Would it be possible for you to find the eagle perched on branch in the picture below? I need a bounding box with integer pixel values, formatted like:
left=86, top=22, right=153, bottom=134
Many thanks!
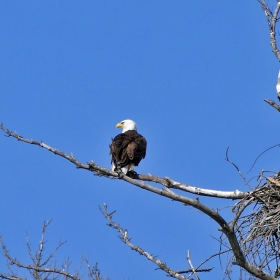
left=109, top=119, right=147, bottom=175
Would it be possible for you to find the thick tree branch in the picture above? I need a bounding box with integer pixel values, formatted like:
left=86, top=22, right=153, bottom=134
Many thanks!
left=164, top=177, right=247, bottom=199
left=134, top=174, right=248, bottom=199
left=0, top=125, right=245, bottom=224
left=0, top=124, right=248, bottom=199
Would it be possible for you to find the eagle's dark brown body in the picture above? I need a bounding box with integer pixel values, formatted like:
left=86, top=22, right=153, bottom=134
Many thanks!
left=109, top=130, right=147, bottom=172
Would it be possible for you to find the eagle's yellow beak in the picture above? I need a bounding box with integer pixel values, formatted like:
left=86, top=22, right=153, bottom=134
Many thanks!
left=116, top=122, right=123, bottom=128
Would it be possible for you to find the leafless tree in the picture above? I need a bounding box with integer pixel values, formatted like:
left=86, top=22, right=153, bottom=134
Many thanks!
left=0, top=221, right=109, bottom=280
left=259, top=0, right=280, bottom=111
left=0, top=123, right=280, bottom=280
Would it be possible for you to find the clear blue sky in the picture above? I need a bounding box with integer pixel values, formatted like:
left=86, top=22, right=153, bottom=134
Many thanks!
left=0, top=1, right=279, bottom=279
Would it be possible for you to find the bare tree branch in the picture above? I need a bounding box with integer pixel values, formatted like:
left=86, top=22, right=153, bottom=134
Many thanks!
left=0, top=222, right=108, bottom=280
left=0, top=275, right=26, bottom=280
left=188, top=249, right=230, bottom=277
left=259, top=0, right=280, bottom=113
left=0, top=123, right=248, bottom=200
left=1, top=249, right=79, bottom=280
left=164, top=177, right=247, bottom=199
left=248, top=144, right=280, bottom=173
left=175, top=268, right=213, bottom=275
left=264, top=99, right=280, bottom=112
left=84, top=260, right=110, bottom=280
left=186, top=251, right=199, bottom=280
left=225, top=147, right=252, bottom=190
left=0, top=234, right=80, bottom=280
left=100, top=204, right=190, bottom=280
left=259, top=0, right=280, bottom=60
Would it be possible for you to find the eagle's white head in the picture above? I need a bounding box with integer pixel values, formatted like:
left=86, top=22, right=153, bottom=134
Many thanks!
left=116, top=119, right=137, bottom=133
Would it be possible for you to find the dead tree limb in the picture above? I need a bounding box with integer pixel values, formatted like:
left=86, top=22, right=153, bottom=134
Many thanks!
left=264, top=99, right=280, bottom=112
left=0, top=222, right=80, bottom=280
left=186, top=251, right=199, bottom=280
left=0, top=123, right=247, bottom=199
left=0, top=222, right=108, bottom=280
left=259, top=0, right=280, bottom=60
left=100, top=204, right=204, bottom=280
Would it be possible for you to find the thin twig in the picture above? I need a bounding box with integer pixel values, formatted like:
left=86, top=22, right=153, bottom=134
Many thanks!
left=264, top=99, right=280, bottom=112
left=192, top=249, right=231, bottom=275
left=186, top=250, right=199, bottom=280
left=225, top=147, right=252, bottom=190
left=248, top=144, right=280, bottom=173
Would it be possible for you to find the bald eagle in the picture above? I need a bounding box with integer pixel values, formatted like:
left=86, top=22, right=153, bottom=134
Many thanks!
left=109, top=119, right=147, bottom=174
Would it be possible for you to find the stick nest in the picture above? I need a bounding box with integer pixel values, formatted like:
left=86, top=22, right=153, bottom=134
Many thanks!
left=233, top=172, right=280, bottom=277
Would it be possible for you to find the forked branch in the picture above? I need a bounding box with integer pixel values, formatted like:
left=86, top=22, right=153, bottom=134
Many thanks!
left=259, top=0, right=280, bottom=60
left=0, top=222, right=79, bottom=280
left=0, top=222, right=108, bottom=280
left=100, top=204, right=214, bottom=280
